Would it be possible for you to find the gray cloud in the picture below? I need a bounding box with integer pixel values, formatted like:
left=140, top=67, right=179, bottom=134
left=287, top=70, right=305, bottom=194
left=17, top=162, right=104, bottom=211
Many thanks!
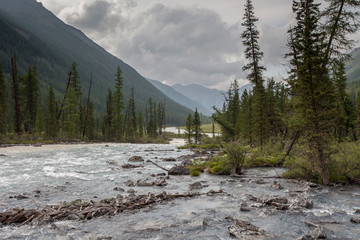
left=41, top=0, right=299, bottom=90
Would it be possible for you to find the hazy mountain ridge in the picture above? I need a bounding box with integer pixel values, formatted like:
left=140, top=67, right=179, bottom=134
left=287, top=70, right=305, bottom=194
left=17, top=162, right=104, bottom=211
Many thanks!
left=346, top=47, right=360, bottom=83
left=0, top=0, right=193, bottom=125
left=147, top=79, right=212, bottom=116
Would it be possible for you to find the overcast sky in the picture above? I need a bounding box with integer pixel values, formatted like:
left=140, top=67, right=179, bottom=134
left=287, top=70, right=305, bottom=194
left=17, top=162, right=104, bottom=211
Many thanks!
left=37, top=0, right=359, bottom=90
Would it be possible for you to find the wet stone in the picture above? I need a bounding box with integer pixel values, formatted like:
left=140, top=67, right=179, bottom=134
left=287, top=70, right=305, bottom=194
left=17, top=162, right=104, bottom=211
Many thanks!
left=189, top=182, right=208, bottom=191
left=124, top=180, right=135, bottom=187
left=351, top=216, right=360, bottom=224
left=228, top=219, right=265, bottom=238
left=113, top=187, right=124, bottom=192
left=168, top=166, right=190, bottom=175
left=162, top=157, right=176, bottom=162
left=128, top=156, right=144, bottom=162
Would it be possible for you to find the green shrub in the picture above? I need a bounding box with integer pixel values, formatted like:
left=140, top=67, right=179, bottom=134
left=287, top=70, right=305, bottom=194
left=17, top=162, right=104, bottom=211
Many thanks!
left=190, top=170, right=200, bottom=176
left=223, top=142, right=247, bottom=174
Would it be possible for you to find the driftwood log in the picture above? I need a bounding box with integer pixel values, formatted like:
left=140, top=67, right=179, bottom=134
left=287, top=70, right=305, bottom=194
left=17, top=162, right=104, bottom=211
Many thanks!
left=1, top=191, right=227, bottom=226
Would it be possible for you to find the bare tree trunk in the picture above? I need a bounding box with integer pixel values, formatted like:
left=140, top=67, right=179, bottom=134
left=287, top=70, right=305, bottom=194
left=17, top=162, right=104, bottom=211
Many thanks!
left=277, top=130, right=299, bottom=166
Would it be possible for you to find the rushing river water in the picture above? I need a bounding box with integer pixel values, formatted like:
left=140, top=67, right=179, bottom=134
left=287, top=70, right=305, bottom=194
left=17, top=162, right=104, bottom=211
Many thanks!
left=0, top=141, right=359, bottom=239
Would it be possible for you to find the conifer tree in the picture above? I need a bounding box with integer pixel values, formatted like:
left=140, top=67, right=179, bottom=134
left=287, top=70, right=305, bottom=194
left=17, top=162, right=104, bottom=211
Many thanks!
left=241, top=0, right=267, bottom=148
left=137, top=112, right=144, bottom=138
left=22, top=65, right=39, bottom=133
left=103, top=89, right=113, bottom=140
left=112, top=67, right=124, bottom=141
left=124, top=88, right=137, bottom=140
left=239, top=89, right=253, bottom=143
left=45, top=84, right=58, bottom=138
left=63, top=87, right=80, bottom=138
left=287, top=0, right=337, bottom=184
left=11, top=55, right=22, bottom=135
left=69, top=62, right=81, bottom=98
left=185, top=113, right=193, bottom=144
left=0, top=64, right=8, bottom=135
left=84, top=101, right=95, bottom=140
left=193, top=108, right=202, bottom=144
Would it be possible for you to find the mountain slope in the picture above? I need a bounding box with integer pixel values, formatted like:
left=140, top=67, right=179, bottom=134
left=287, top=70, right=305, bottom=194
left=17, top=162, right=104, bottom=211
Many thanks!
left=0, top=0, right=192, bottom=125
left=346, top=47, right=360, bottom=83
left=172, top=83, right=226, bottom=112
left=148, top=79, right=212, bottom=116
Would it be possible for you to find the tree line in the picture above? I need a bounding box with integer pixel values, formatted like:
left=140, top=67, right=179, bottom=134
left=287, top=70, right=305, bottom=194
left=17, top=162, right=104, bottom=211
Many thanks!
left=213, top=0, right=360, bottom=184
left=0, top=59, right=167, bottom=143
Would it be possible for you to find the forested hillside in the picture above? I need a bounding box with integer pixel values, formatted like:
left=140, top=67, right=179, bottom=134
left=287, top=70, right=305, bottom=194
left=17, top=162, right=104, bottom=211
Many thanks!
left=0, top=0, right=192, bottom=126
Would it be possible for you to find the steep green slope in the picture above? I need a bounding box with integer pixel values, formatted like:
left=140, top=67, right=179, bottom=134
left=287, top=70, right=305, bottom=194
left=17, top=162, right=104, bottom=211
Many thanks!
left=0, top=0, right=191, bottom=126
left=346, top=47, right=360, bottom=83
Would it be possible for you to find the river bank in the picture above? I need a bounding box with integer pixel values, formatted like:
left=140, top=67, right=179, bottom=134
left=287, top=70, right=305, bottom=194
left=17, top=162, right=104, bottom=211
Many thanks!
left=0, top=142, right=359, bottom=239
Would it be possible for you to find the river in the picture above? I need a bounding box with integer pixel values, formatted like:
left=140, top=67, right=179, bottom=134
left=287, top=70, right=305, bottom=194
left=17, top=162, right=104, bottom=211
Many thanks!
left=0, top=141, right=359, bottom=239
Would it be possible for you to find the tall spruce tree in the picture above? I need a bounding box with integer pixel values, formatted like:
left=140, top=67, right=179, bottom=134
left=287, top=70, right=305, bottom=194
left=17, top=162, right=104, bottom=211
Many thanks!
left=241, top=0, right=267, bottom=148
left=45, top=84, right=58, bottom=138
left=112, top=67, right=124, bottom=141
left=124, top=88, right=137, bottom=140
left=0, top=64, right=8, bottom=135
left=103, top=89, right=113, bottom=140
left=22, top=66, right=39, bottom=133
left=185, top=113, right=193, bottom=144
left=193, top=108, right=202, bottom=144
left=287, top=0, right=337, bottom=184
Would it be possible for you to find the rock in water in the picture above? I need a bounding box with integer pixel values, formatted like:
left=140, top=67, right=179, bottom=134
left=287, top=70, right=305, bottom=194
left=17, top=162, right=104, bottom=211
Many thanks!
left=228, top=219, right=265, bottom=239
left=189, top=182, right=208, bottom=191
left=162, top=157, right=176, bottom=162
left=168, top=166, right=190, bottom=175
left=351, top=216, right=360, bottom=224
left=128, top=156, right=144, bottom=162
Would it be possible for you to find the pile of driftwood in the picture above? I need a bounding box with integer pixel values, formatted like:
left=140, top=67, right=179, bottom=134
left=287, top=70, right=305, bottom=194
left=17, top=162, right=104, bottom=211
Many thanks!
left=0, top=191, right=200, bottom=226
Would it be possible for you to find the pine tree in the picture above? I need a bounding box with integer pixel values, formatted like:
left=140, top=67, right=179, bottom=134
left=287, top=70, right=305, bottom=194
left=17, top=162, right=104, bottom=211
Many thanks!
left=84, top=101, right=95, bottom=140
left=22, top=65, right=39, bottom=133
left=239, top=89, right=253, bottom=143
left=69, top=62, right=81, bottom=98
left=45, top=84, right=58, bottom=138
left=63, top=87, right=80, bottom=138
left=193, top=108, right=202, bottom=144
left=35, top=104, right=44, bottom=136
left=287, top=0, right=337, bottom=184
left=185, top=113, right=193, bottom=144
left=103, top=89, right=113, bottom=140
left=0, top=63, right=8, bottom=135
left=137, top=112, right=144, bottom=138
left=112, top=67, right=124, bottom=141
left=124, top=88, right=137, bottom=140
left=11, top=55, right=22, bottom=135
left=332, top=60, right=357, bottom=140
left=241, top=0, right=267, bottom=148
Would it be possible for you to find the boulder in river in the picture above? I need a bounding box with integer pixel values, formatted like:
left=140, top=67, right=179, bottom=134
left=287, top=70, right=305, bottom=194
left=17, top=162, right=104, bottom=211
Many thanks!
left=124, top=180, right=135, bottom=187
left=162, top=157, right=176, bottom=162
left=128, top=156, right=144, bottom=162
left=228, top=219, right=265, bottom=239
left=189, top=182, right=208, bottom=191
left=298, top=227, right=326, bottom=240
left=168, top=165, right=190, bottom=175
left=351, top=216, right=360, bottom=224
left=121, top=164, right=144, bottom=169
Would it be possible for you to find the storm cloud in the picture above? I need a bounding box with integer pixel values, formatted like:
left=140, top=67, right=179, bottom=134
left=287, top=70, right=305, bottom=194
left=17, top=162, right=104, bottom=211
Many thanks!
left=39, top=0, right=353, bottom=90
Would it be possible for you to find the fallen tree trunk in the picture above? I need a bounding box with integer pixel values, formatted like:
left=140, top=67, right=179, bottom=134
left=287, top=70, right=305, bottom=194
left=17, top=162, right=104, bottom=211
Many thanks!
left=0, top=191, right=206, bottom=226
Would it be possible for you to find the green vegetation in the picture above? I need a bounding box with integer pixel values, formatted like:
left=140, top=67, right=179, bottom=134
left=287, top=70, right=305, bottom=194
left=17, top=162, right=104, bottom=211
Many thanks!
left=207, top=0, right=360, bottom=184
left=0, top=60, right=172, bottom=144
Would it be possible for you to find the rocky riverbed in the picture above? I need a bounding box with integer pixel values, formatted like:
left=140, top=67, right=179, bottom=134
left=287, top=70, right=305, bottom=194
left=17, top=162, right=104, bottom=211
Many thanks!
left=0, top=142, right=359, bottom=239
